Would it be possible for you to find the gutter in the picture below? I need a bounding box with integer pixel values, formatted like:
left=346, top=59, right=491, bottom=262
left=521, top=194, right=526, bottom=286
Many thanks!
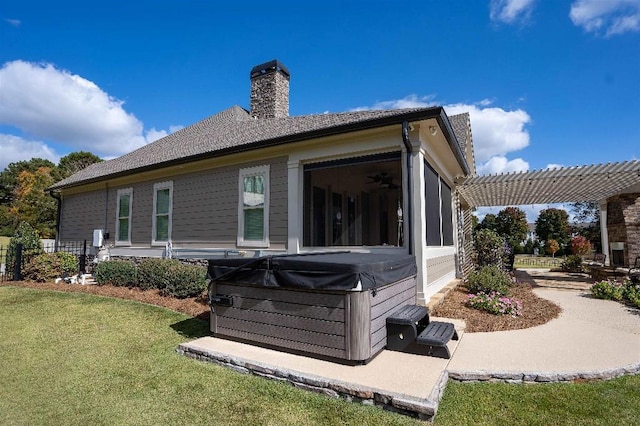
left=401, top=121, right=414, bottom=255
left=48, top=190, right=62, bottom=248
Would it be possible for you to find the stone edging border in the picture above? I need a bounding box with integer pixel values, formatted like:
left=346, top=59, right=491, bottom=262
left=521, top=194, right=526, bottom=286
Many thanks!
left=177, top=342, right=640, bottom=422
left=448, top=364, right=640, bottom=383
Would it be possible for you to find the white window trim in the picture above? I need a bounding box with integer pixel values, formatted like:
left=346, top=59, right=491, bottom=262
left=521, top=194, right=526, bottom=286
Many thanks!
left=237, top=165, right=270, bottom=248
left=152, top=181, right=173, bottom=246
left=115, top=188, right=133, bottom=246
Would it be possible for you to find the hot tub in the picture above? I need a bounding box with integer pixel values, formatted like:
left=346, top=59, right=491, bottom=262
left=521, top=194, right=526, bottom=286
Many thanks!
left=207, top=253, right=417, bottom=363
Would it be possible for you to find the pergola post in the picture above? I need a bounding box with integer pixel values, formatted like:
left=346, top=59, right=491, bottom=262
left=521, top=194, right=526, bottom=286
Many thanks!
left=599, top=200, right=609, bottom=266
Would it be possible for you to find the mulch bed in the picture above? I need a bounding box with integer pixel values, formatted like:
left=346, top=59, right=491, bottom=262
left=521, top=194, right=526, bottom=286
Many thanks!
left=432, top=282, right=562, bottom=333
left=0, top=280, right=211, bottom=321
left=3, top=275, right=563, bottom=333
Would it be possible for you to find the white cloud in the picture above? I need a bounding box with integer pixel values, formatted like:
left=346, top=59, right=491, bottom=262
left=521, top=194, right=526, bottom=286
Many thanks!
left=350, top=95, right=532, bottom=175
left=477, top=156, right=529, bottom=175
left=0, top=60, right=182, bottom=161
left=0, top=61, right=145, bottom=157
left=145, top=128, right=169, bottom=143
left=4, top=18, right=21, bottom=27
left=0, top=134, right=59, bottom=170
left=445, top=102, right=531, bottom=163
left=570, top=0, right=640, bottom=36
left=490, top=0, right=536, bottom=24
left=545, top=163, right=564, bottom=170
left=351, top=94, right=437, bottom=111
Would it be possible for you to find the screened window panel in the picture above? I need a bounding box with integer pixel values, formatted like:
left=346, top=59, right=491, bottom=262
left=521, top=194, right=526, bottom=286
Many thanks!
left=441, top=181, right=454, bottom=246
left=118, top=194, right=130, bottom=217
left=118, top=218, right=129, bottom=241
left=425, top=161, right=442, bottom=246
left=156, top=215, right=169, bottom=241
left=156, top=189, right=170, bottom=215
left=244, top=208, right=265, bottom=240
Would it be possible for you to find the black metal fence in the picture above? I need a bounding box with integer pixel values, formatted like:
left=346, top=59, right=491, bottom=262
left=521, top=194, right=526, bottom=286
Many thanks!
left=0, top=240, right=91, bottom=282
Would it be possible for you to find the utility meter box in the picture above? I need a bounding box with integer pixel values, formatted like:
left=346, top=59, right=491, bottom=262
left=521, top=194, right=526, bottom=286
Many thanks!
left=93, top=229, right=104, bottom=248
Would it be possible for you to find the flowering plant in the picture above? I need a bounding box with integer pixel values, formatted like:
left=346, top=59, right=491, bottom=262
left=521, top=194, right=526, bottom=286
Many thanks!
left=466, top=291, right=522, bottom=317
left=590, top=279, right=626, bottom=301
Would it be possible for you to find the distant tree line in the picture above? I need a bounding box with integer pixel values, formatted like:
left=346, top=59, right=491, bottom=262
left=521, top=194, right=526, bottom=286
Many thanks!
left=475, top=203, right=600, bottom=256
left=0, top=151, right=102, bottom=238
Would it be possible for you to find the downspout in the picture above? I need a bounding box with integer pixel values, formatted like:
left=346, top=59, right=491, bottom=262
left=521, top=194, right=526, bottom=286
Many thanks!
left=401, top=121, right=413, bottom=255
left=48, top=190, right=62, bottom=249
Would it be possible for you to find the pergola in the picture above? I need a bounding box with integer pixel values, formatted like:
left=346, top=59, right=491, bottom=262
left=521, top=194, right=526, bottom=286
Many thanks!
left=456, top=161, right=640, bottom=207
left=455, top=160, right=640, bottom=264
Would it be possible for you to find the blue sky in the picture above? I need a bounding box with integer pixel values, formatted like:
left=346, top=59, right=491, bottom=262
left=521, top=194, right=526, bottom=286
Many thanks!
left=1, top=1, right=639, bottom=219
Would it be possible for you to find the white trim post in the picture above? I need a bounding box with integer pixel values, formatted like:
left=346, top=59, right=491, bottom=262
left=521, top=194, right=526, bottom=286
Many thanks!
left=599, top=200, right=609, bottom=266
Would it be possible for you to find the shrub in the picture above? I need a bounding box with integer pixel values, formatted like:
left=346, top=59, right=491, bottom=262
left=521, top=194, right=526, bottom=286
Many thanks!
left=570, top=236, right=592, bottom=256
left=561, top=254, right=584, bottom=273
left=23, top=252, right=78, bottom=282
left=546, top=239, right=560, bottom=257
left=590, top=279, right=625, bottom=301
left=5, top=222, right=42, bottom=277
left=466, top=265, right=514, bottom=295
left=474, top=229, right=505, bottom=268
left=94, top=260, right=137, bottom=287
left=137, top=258, right=181, bottom=290
left=466, top=291, right=522, bottom=316
left=623, top=283, right=640, bottom=308
left=162, top=263, right=208, bottom=299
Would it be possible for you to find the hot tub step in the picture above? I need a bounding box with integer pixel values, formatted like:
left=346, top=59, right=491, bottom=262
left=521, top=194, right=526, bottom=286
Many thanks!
left=416, top=321, right=458, bottom=359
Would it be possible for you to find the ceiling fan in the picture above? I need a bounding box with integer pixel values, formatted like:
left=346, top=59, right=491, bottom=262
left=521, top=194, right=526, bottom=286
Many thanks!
left=367, top=172, right=399, bottom=189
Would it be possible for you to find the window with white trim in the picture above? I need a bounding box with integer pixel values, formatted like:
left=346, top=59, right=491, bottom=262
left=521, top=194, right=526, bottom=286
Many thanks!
left=238, top=165, right=270, bottom=247
left=116, top=188, right=133, bottom=245
left=152, top=181, right=173, bottom=244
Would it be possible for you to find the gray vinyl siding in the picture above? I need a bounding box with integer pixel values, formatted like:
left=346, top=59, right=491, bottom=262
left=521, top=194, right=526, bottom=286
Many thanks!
left=59, top=189, right=107, bottom=242
left=63, top=156, right=288, bottom=248
left=169, top=156, right=287, bottom=246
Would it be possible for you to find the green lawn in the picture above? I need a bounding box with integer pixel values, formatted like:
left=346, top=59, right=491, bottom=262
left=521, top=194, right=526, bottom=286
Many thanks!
left=1, top=286, right=638, bottom=425
left=0, top=286, right=418, bottom=426
left=436, top=377, right=640, bottom=425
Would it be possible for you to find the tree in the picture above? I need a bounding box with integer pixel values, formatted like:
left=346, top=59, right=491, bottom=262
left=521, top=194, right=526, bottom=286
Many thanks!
left=570, top=201, right=601, bottom=251
left=570, top=235, right=592, bottom=256
left=535, top=208, right=570, bottom=250
left=10, top=167, right=57, bottom=237
left=473, top=228, right=505, bottom=269
left=476, top=213, right=498, bottom=233
left=495, top=207, right=528, bottom=249
left=55, top=151, right=102, bottom=180
left=0, top=158, right=56, bottom=206
left=0, top=152, right=102, bottom=237
left=546, top=239, right=560, bottom=257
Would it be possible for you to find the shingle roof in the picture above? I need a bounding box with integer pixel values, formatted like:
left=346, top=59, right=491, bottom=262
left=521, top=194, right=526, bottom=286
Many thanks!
left=449, top=113, right=475, bottom=175
left=449, top=113, right=469, bottom=153
left=51, top=105, right=462, bottom=189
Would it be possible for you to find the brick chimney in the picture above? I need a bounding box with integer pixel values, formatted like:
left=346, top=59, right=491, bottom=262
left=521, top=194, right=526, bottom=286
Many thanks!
left=250, top=60, right=290, bottom=119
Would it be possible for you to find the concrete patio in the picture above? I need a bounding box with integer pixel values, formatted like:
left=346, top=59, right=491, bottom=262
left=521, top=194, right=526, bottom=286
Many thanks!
left=178, top=269, right=640, bottom=420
